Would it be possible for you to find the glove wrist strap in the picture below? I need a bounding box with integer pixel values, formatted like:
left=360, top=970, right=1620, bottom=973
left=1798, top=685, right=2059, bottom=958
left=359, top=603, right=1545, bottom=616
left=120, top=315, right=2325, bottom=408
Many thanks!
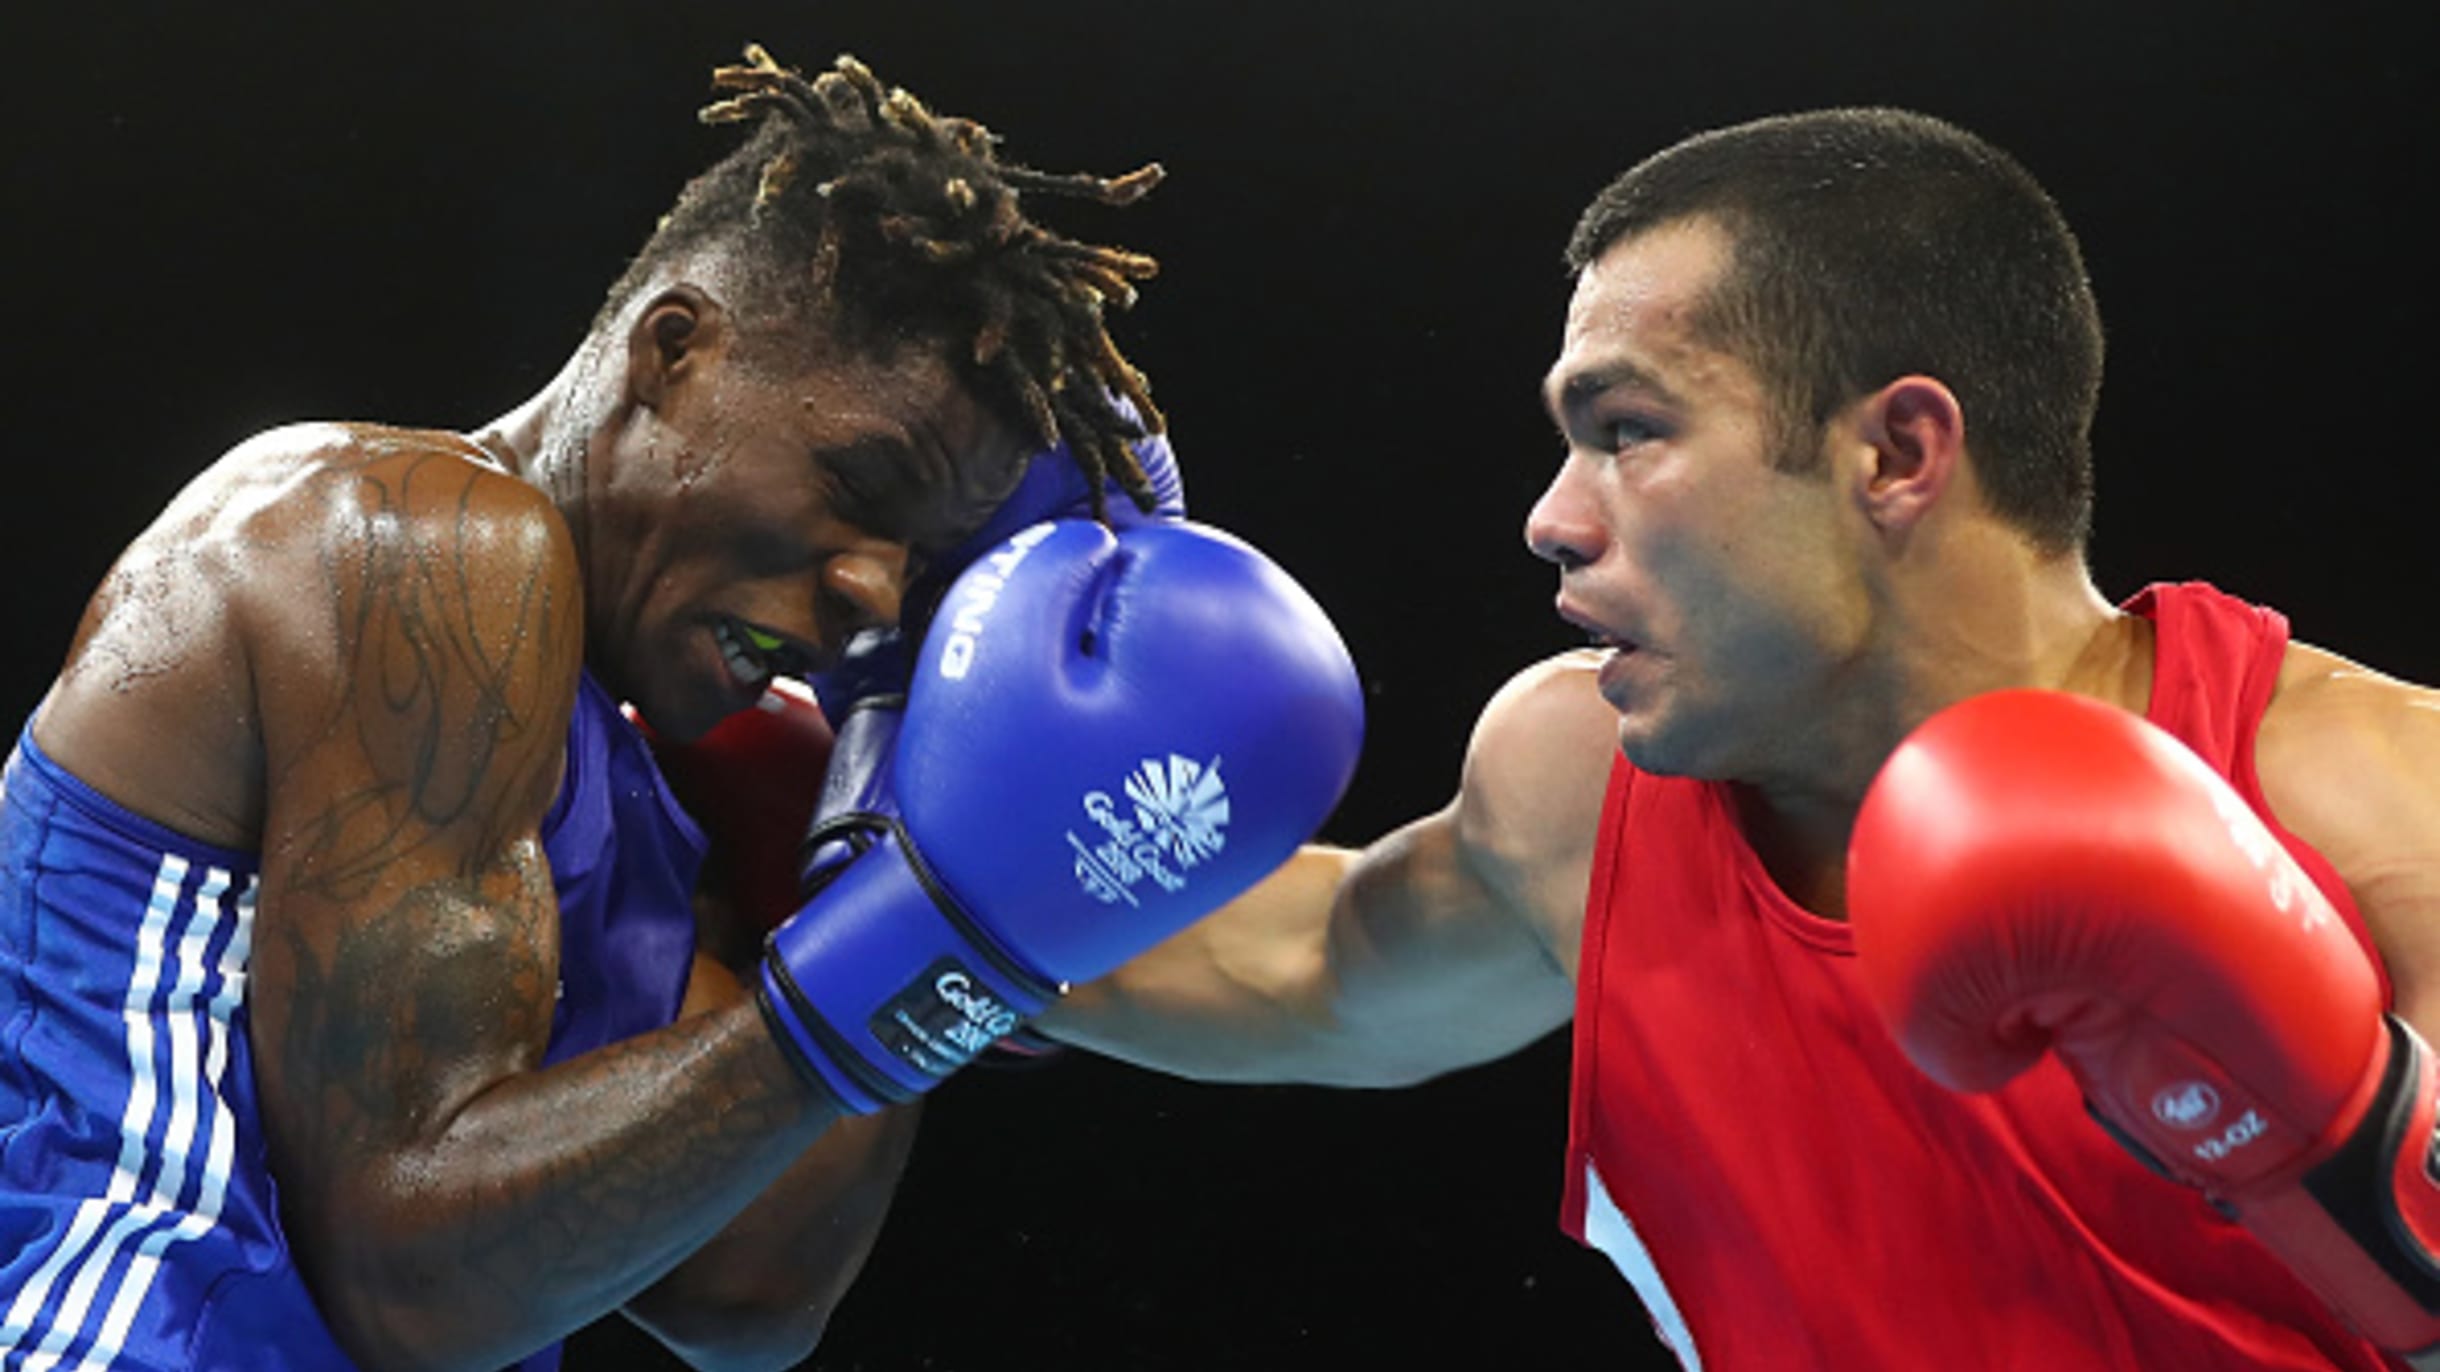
left=2226, top=1016, right=2440, bottom=1355
left=757, top=820, right=1060, bottom=1112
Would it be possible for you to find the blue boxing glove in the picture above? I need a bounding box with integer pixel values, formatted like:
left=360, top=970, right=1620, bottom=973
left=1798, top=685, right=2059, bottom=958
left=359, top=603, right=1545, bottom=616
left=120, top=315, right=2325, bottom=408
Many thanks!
left=800, top=411, right=1186, bottom=891
left=760, top=519, right=1363, bottom=1111
left=917, top=403, right=1187, bottom=613
left=796, top=629, right=913, bottom=897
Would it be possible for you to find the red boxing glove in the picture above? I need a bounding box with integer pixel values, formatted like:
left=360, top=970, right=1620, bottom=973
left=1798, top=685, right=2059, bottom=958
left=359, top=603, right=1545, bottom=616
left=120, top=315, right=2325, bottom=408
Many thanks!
left=1847, top=688, right=2440, bottom=1357
left=641, top=680, right=835, bottom=932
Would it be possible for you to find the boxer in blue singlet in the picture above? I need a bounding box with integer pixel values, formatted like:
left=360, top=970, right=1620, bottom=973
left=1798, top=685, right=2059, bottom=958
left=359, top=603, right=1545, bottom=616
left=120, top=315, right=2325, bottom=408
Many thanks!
left=0, top=674, right=698, bottom=1370
left=0, top=44, right=1195, bottom=1371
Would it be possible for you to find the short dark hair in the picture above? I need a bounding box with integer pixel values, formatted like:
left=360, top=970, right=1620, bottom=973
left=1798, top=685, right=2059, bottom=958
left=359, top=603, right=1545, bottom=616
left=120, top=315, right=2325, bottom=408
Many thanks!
left=1566, top=108, right=2103, bottom=555
left=603, top=44, right=1167, bottom=519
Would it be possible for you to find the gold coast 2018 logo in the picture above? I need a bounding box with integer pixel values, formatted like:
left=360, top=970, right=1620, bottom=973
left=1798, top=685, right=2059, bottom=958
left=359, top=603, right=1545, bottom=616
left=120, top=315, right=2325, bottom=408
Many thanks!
left=1067, top=754, right=1229, bottom=908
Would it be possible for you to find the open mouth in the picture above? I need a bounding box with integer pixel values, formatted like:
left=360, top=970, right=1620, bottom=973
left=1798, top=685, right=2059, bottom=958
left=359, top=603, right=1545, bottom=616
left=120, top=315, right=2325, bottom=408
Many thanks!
left=716, top=617, right=829, bottom=692
left=1572, top=622, right=1639, bottom=655
left=1555, top=597, right=1635, bottom=656
left=714, top=618, right=778, bottom=695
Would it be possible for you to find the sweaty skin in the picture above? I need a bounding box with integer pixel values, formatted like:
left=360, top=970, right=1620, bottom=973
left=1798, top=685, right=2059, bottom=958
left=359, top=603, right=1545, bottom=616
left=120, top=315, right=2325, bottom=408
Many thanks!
left=1044, top=216, right=2440, bottom=1121
left=29, top=275, right=1032, bottom=1368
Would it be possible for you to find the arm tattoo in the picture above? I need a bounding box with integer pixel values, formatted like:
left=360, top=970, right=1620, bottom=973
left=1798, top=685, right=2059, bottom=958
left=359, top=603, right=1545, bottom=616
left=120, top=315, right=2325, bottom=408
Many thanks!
left=264, top=446, right=576, bottom=1151
left=292, top=451, right=569, bottom=896
left=253, top=446, right=828, bottom=1362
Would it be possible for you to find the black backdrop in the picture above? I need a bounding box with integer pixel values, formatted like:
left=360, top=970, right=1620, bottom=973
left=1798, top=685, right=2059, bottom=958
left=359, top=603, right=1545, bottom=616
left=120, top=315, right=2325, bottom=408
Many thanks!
left=3, top=3, right=2431, bottom=1368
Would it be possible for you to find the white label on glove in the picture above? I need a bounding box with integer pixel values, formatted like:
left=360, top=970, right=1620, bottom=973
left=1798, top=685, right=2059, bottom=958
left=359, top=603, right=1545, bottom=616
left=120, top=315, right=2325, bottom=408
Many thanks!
left=2191, top=1108, right=2267, bottom=1163
left=937, top=522, right=1058, bottom=681
left=1066, top=754, right=1229, bottom=906
left=872, top=957, right=1022, bottom=1075
left=2151, top=1081, right=2221, bottom=1130
left=2202, top=781, right=2315, bottom=931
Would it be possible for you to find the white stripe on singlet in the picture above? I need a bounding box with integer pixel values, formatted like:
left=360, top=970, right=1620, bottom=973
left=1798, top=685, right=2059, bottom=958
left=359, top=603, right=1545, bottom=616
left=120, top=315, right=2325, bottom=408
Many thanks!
left=0, top=857, right=245, bottom=1372
left=78, top=871, right=257, bottom=1372
left=1584, top=1159, right=1703, bottom=1372
left=0, top=854, right=189, bottom=1354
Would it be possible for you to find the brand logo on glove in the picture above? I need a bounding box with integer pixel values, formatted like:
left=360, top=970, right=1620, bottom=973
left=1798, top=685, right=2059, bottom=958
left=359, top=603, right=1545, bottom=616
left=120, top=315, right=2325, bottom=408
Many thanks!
left=933, top=970, right=1020, bottom=1048
left=1067, top=754, right=1229, bottom=907
left=2151, top=1081, right=2221, bottom=1131
left=2191, top=1109, right=2266, bottom=1164
left=2203, top=784, right=2324, bottom=933
left=937, top=522, right=1059, bottom=682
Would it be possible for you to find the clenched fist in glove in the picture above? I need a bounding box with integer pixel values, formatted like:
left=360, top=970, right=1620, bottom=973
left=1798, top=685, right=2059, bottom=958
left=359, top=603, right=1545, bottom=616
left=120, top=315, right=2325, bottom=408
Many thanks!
left=1847, top=689, right=2440, bottom=1361
left=760, top=519, right=1364, bottom=1113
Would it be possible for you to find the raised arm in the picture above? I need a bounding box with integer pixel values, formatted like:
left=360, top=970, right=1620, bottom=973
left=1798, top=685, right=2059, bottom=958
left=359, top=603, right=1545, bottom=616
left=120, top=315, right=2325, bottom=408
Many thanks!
left=1042, top=651, right=1616, bottom=1087
left=621, top=952, right=923, bottom=1368
left=245, top=450, right=838, bottom=1371
left=622, top=691, right=923, bottom=1367
left=1841, top=647, right=2440, bottom=1360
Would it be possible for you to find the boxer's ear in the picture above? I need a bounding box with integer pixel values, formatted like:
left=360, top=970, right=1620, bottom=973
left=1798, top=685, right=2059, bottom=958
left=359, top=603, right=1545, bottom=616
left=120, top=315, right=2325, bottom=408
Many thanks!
left=625, top=284, right=729, bottom=411
left=1848, top=374, right=1963, bottom=538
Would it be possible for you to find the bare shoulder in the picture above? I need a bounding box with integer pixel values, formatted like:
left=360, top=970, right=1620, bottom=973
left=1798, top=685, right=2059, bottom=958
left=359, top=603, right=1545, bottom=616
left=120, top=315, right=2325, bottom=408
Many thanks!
left=221, top=423, right=573, bottom=642
left=2257, top=640, right=2440, bottom=804
left=223, top=421, right=570, bottom=599
left=2257, top=640, right=2440, bottom=1015
left=1457, top=649, right=1619, bottom=866
left=1450, top=649, right=1619, bottom=970
left=38, top=422, right=577, bottom=848
left=235, top=424, right=582, bottom=771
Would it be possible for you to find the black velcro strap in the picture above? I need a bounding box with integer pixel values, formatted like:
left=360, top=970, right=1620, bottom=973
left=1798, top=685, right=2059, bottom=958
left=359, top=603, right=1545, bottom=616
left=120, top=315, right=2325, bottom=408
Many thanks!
left=798, top=810, right=889, bottom=900
left=2085, top=1098, right=2180, bottom=1185
left=838, top=691, right=909, bottom=720
left=868, top=817, right=1064, bottom=1007
left=2301, top=1017, right=2440, bottom=1308
left=759, top=947, right=919, bottom=1110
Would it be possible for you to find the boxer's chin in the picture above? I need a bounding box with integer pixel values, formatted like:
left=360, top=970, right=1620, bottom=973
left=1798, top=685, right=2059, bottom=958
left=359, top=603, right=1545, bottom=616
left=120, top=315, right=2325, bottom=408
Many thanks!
left=1609, top=700, right=1725, bottom=782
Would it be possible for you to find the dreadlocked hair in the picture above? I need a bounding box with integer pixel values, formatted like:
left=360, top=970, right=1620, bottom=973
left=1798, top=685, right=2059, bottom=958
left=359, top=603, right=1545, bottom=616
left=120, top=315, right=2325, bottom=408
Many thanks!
left=606, top=43, right=1167, bottom=520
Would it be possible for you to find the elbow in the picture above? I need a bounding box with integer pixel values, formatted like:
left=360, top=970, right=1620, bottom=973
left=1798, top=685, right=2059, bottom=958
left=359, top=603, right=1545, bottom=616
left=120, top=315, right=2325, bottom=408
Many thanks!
left=294, top=1186, right=575, bottom=1372
left=1331, top=1062, right=1448, bottom=1090
left=1285, top=1008, right=1520, bottom=1089
left=628, top=1290, right=831, bottom=1372
left=305, top=1217, right=832, bottom=1372
left=1292, top=1039, right=1458, bottom=1090
left=297, top=1230, right=472, bottom=1372
left=306, top=1253, right=528, bottom=1372
left=312, top=1299, right=494, bottom=1372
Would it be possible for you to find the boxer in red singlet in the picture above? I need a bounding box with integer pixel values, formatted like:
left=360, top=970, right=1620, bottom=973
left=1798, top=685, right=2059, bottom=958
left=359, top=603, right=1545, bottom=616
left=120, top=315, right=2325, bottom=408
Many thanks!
left=1042, top=108, right=2440, bottom=1371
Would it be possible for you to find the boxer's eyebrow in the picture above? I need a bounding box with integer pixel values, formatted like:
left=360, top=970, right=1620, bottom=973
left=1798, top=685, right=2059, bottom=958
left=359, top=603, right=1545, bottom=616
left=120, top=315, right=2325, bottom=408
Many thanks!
left=1546, top=360, right=1681, bottom=425
left=816, top=435, right=928, bottom=535
left=818, top=433, right=919, bottom=477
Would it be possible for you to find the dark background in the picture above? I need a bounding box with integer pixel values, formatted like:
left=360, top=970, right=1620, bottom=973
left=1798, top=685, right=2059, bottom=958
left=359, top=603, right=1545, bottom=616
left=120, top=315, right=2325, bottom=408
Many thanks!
left=3, top=2, right=2431, bottom=1368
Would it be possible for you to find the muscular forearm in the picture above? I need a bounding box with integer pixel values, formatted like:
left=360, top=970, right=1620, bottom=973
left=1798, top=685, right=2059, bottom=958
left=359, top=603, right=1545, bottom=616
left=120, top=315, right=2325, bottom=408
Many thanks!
left=295, top=1000, right=839, bottom=1372
left=625, top=1103, right=921, bottom=1369
left=1045, top=823, right=1577, bottom=1090
left=1038, top=846, right=1415, bottom=1086
left=620, top=959, right=926, bottom=1371
left=1047, top=950, right=1348, bottom=1085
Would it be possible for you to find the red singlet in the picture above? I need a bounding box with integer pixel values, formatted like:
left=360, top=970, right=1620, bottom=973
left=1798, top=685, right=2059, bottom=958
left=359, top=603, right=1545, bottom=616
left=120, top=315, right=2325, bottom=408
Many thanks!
left=1559, top=582, right=2401, bottom=1370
